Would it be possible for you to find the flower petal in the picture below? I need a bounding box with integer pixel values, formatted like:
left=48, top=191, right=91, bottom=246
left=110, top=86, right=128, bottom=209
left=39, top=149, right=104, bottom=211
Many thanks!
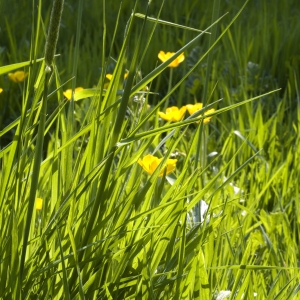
left=186, top=103, right=203, bottom=115
left=138, top=154, right=176, bottom=177
left=159, top=106, right=186, bottom=122
left=158, top=51, right=185, bottom=67
left=63, top=89, right=72, bottom=100
left=8, top=71, right=28, bottom=83
left=36, top=198, right=43, bottom=210
left=158, top=112, right=171, bottom=121
left=106, top=74, right=113, bottom=80
left=203, top=108, right=215, bottom=123
left=63, top=87, right=84, bottom=100
left=8, top=73, right=17, bottom=83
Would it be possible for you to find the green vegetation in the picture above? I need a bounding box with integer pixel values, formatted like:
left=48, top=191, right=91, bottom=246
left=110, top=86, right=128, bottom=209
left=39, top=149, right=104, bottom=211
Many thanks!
left=1, top=0, right=300, bottom=298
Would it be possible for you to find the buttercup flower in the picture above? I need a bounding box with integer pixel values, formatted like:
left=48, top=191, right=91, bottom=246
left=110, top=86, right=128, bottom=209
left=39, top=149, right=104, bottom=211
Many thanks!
left=124, top=71, right=129, bottom=79
left=158, top=51, right=185, bottom=67
left=105, top=73, right=128, bottom=89
left=0, top=88, right=3, bottom=93
left=106, top=74, right=113, bottom=81
left=106, top=72, right=128, bottom=81
left=186, top=103, right=215, bottom=124
left=63, top=87, right=84, bottom=100
left=36, top=198, right=43, bottom=210
left=158, top=106, right=186, bottom=122
left=138, top=154, right=177, bottom=177
left=8, top=70, right=28, bottom=83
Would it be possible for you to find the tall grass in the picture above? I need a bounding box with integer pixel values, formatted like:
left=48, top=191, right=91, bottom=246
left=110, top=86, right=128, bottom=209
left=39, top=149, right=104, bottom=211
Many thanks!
left=1, top=0, right=300, bottom=299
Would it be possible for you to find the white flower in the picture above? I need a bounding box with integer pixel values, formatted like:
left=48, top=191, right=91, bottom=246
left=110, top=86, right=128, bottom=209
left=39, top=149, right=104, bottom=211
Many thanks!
left=188, top=200, right=210, bottom=225
left=216, top=290, right=231, bottom=300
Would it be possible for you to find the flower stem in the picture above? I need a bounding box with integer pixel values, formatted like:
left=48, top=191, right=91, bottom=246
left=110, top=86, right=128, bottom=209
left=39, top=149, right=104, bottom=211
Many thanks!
left=164, top=67, right=173, bottom=110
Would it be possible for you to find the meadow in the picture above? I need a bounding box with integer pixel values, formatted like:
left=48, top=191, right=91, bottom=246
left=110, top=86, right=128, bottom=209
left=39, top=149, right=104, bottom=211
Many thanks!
left=1, top=0, right=300, bottom=299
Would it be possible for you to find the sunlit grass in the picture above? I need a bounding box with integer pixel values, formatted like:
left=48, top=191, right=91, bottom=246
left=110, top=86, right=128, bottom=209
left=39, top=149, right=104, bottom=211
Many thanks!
left=1, top=0, right=300, bottom=299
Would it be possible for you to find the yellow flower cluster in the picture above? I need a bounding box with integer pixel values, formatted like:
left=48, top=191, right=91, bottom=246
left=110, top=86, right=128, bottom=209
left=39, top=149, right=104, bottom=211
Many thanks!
left=138, top=154, right=177, bottom=177
left=4, top=50, right=212, bottom=181
left=137, top=51, right=216, bottom=177
left=158, top=103, right=215, bottom=123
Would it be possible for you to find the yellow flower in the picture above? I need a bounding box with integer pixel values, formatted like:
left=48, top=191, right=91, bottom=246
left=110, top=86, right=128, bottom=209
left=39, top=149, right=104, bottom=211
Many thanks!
left=0, top=88, right=3, bottom=93
left=106, top=72, right=128, bottom=81
left=36, top=198, right=43, bottom=210
left=8, top=70, right=28, bottom=83
left=63, top=87, right=84, bottom=100
left=106, top=74, right=113, bottom=81
left=138, top=154, right=177, bottom=177
left=158, top=106, right=186, bottom=122
left=186, top=103, right=215, bottom=124
left=158, top=51, right=185, bottom=67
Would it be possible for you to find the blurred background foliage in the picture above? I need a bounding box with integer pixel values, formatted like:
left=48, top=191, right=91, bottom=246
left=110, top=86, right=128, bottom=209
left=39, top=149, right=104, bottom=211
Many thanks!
left=1, top=1, right=300, bottom=88
left=1, top=0, right=300, bottom=146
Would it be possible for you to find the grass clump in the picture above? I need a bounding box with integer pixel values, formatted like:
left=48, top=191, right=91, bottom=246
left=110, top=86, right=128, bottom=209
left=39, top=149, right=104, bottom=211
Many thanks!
left=0, top=0, right=300, bottom=299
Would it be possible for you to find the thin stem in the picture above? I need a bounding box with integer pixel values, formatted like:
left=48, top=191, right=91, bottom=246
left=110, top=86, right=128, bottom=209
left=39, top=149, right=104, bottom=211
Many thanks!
left=164, top=67, right=173, bottom=110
